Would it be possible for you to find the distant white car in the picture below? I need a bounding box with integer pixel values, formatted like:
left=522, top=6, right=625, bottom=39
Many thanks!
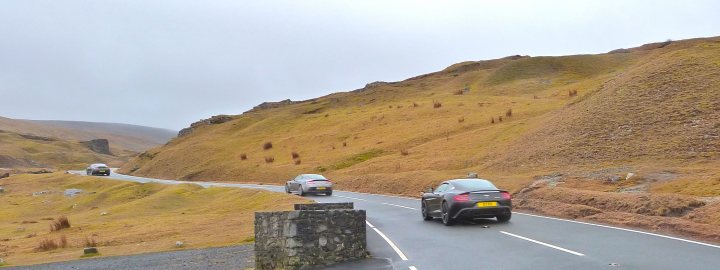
left=86, top=163, right=111, bottom=176
left=285, top=174, right=333, bottom=196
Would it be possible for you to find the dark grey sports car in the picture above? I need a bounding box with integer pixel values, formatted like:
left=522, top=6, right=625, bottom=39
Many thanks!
left=86, top=163, right=111, bottom=176
left=421, top=179, right=512, bottom=226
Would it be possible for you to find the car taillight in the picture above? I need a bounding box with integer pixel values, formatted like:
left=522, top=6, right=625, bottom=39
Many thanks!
left=501, top=191, right=512, bottom=200
left=453, top=193, right=470, bottom=202
left=326, top=179, right=332, bottom=183
left=307, top=180, right=315, bottom=184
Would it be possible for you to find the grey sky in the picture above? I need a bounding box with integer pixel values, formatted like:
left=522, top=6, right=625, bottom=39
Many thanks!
left=1, top=0, right=718, bottom=130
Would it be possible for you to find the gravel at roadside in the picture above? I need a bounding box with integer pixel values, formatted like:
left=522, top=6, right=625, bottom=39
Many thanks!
left=4, top=244, right=254, bottom=270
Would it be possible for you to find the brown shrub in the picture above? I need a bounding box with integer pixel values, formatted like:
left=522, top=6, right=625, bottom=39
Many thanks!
left=50, top=216, right=70, bottom=232
left=22, top=220, right=38, bottom=224
left=291, top=152, right=300, bottom=159
left=342, top=142, right=347, bottom=147
left=491, top=117, right=495, bottom=124
left=453, top=89, right=464, bottom=95
left=59, top=235, right=67, bottom=248
left=240, top=153, right=247, bottom=160
left=400, top=149, right=409, bottom=156
left=294, top=159, right=302, bottom=165
left=264, top=157, right=274, bottom=163
left=506, top=108, right=513, bottom=117
left=84, top=236, right=98, bottom=247
left=569, top=90, right=578, bottom=97
left=388, top=105, right=393, bottom=108
left=533, top=95, right=539, bottom=99
left=433, top=101, right=442, bottom=108
left=498, top=116, right=503, bottom=122
left=412, top=102, right=419, bottom=107
left=36, top=238, right=59, bottom=251
left=263, top=142, right=273, bottom=150
left=458, top=117, right=465, bottom=123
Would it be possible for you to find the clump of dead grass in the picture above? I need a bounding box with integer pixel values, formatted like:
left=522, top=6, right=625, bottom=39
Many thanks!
left=263, top=142, right=273, bottom=150
left=264, top=157, right=274, bottom=163
left=433, top=101, right=442, bottom=108
left=50, top=216, right=70, bottom=232
left=240, top=153, right=247, bottom=160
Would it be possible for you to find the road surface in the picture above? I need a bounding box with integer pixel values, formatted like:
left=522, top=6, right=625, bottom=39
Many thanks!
left=69, top=171, right=720, bottom=270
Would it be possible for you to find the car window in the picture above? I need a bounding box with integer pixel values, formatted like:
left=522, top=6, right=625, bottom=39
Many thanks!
left=435, top=183, right=450, bottom=193
left=452, top=179, right=498, bottom=191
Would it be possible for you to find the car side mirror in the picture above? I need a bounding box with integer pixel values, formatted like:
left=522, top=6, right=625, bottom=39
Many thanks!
left=424, top=187, right=433, bottom=193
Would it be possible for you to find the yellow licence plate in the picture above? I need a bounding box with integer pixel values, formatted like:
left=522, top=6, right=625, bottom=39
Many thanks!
left=317, top=187, right=326, bottom=190
left=477, top=202, right=498, bottom=208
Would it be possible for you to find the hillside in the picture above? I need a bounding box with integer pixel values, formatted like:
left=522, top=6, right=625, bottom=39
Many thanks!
left=121, top=36, right=719, bottom=191
left=0, top=117, right=176, bottom=153
left=0, top=130, right=126, bottom=170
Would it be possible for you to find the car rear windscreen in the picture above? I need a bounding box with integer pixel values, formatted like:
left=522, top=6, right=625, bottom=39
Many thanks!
left=304, top=174, right=327, bottom=180
left=453, top=180, right=498, bottom=191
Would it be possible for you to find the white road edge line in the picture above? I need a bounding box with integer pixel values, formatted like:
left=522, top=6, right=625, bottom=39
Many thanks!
left=409, top=266, right=418, bottom=270
left=382, top=202, right=417, bottom=210
left=500, top=231, right=585, bottom=256
left=366, top=220, right=409, bottom=261
left=514, top=212, right=720, bottom=249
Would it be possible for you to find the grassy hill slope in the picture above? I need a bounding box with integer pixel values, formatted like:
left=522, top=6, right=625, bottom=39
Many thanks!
left=0, top=173, right=308, bottom=266
left=122, top=36, right=719, bottom=191
left=0, top=130, right=125, bottom=170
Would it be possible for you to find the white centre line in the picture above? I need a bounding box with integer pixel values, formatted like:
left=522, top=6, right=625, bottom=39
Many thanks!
left=409, top=266, right=418, bottom=270
left=382, top=202, right=417, bottom=210
left=366, top=220, right=409, bottom=261
left=335, top=195, right=368, bottom=201
left=500, top=231, right=585, bottom=256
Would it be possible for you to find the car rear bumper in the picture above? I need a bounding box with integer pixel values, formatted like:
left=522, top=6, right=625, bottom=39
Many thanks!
left=306, top=187, right=333, bottom=193
left=451, top=202, right=512, bottom=219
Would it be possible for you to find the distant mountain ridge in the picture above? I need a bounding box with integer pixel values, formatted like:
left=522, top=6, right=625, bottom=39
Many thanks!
left=0, top=117, right=176, bottom=152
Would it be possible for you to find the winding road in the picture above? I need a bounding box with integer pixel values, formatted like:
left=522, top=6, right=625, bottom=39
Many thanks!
left=70, top=171, right=720, bottom=270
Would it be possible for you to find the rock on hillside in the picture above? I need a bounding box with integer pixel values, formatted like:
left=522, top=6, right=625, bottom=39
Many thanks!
left=81, top=139, right=113, bottom=155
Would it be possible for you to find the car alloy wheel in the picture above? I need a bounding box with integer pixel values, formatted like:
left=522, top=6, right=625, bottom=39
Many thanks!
left=285, top=185, right=290, bottom=193
left=421, top=200, right=433, bottom=221
left=298, top=187, right=305, bottom=196
left=441, top=201, right=453, bottom=226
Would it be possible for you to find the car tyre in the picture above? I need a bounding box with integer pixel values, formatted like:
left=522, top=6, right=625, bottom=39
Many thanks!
left=326, top=191, right=333, bottom=196
left=285, top=185, right=291, bottom=194
left=441, top=201, right=454, bottom=226
left=298, top=187, right=305, bottom=196
left=421, top=200, right=433, bottom=221
left=496, top=213, right=512, bottom=223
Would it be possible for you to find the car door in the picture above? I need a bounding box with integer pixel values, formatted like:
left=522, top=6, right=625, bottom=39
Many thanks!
left=426, top=183, right=450, bottom=216
left=293, top=175, right=305, bottom=191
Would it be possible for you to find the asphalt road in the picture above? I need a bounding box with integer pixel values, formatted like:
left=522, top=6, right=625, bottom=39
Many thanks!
left=70, top=171, right=720, bottom=270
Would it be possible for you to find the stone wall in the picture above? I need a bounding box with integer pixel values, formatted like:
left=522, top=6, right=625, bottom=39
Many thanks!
left=255, top=203, right=368, bottom=270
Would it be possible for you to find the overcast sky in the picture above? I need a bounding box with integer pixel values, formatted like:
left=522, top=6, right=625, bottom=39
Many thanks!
left=1, top=0, right=719, bottom=130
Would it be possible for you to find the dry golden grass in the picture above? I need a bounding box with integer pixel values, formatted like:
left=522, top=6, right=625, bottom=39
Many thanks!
left=0, top=173, right=309, bottom=266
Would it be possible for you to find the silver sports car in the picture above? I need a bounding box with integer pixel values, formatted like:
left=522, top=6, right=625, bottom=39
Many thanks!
left=285, top=174, right=333, bottom=196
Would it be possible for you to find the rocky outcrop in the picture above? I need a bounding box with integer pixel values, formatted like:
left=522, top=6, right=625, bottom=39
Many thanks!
left=249, top=99, right=301, bottom=112
left=178, top=115, right=234, bottom=137
left=81, top=139, right=112, bottom=155
left=19, top=134, right=56, bottom=141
